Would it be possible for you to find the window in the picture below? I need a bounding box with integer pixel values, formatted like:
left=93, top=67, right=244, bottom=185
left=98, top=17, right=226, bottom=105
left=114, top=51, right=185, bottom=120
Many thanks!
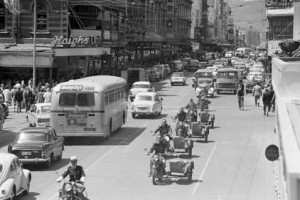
left=168, top=6, right=173, bottom=12
left=59, top=93, right=76, bottom=107
left=0, top=2, right=5, bottom=30
left=35, top=1, right=48, bottom=31
left=78, top=93, right=95, bottom=107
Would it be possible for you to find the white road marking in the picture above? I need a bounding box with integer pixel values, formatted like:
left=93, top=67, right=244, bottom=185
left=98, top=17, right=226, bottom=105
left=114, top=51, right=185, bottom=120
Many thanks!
left=191, top=142, right=218, bottom=196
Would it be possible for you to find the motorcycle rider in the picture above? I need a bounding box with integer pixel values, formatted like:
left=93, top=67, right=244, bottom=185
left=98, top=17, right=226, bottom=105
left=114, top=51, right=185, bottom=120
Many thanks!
left=174, top=107, right=187, bottom=123
left=147, top=136, right=166, bottom=177
left=56, top=156, right=86, bottom=198
left=185, top=98, right=197, bottom=111
left=154, top=119, right=172, bottom=152
left=198, top=96, right=211, bottom=111
left=186, top=109, right=197, bottom=128
left=175, top=121, right=189, bottom=137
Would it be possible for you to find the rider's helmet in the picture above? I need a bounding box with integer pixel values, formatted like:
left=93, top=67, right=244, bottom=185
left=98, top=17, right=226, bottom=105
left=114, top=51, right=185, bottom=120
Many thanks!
left=70, top=156, right=78, bottom=167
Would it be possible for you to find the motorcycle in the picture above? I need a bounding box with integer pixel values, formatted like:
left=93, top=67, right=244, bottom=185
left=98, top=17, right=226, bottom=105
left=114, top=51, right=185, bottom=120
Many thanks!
left=151, top=153, right=166, bottom=185
left=58, top=180, right=88, bottom=200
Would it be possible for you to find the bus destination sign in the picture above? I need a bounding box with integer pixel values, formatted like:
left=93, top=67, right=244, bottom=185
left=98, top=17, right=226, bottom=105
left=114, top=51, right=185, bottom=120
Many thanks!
left=60, top=85, right=95, bottom=91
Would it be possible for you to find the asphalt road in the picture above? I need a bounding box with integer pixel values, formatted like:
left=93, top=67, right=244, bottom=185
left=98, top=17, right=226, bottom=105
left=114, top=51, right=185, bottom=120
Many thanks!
left=0, top=75, right=279, bottom=200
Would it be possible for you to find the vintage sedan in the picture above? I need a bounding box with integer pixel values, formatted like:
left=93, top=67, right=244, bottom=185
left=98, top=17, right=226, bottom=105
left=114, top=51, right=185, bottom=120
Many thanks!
left=0, top=153, right=31, bottom=200
left=8, top=127, right=64, bottom=168
left=131, top=92, right=163, bottom=118
left=128, top=81, right=155, bottom=102
left=170, top=72, right=186, bottom=86
left=27, top=103, right=51, bottom=127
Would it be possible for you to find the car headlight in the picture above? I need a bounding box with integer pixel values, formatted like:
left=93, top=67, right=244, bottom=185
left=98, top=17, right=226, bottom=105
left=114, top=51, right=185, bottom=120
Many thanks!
left=1, top=190, right=7, bottom=196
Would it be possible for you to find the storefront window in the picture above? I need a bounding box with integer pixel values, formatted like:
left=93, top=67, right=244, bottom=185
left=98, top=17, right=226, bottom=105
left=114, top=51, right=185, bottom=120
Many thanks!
left=0, top=2, right=5, bottom=30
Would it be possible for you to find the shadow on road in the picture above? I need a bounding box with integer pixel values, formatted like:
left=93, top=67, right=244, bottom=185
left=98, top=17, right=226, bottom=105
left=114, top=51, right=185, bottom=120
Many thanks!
left=133, top=114, right=168, bottom=120
left=23, top=158, right=70, bottom=171
left=176, top=178, right=197, bottom=185
left=153, top=81, right=168, bottom=92
left=23, top=192, right=40, bottom=200
left=195, top=140, right=215, bottom=144
left=0, top=130, right=17, bottom=149
left=64, top=127, right=146, bottom=146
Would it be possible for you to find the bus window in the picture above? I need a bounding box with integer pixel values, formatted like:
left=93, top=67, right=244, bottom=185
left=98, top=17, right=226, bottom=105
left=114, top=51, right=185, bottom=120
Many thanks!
left=78, top=93, right=95, bottom=107
left=59, top=93, right=76, bottom=107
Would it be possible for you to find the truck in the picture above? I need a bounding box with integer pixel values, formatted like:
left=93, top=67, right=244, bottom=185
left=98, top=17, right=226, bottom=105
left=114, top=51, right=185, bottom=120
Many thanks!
left=272, top=57, right=300, bottom=200
left=121, top=68, right=148, bottom=88
left=8, top=127, right=64, bottom=168
left=215, top=68, right=239, bottom=94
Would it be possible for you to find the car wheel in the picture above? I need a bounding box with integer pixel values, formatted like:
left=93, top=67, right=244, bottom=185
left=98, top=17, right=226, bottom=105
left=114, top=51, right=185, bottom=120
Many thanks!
left=23, top=176, right=31, bottom=195
left=57, top=147, right=63, bottom=160
left=46, top=154, right=53, bottom=168
left=9, top=186, right=16, bottom=200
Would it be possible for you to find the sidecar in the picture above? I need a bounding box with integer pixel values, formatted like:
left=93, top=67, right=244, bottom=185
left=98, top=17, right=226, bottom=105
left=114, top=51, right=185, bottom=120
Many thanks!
left=199, top=111, right=215, bottom=128
left=172, top=136, right=193, bottom=157
left=191, top=121, right=209, bottom=142
left=167, top=158, right=194, bottom=182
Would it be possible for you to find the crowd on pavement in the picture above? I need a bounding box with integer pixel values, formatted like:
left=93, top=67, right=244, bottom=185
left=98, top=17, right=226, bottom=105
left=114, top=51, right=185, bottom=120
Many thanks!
left=0, top=79, right=55, bottom=132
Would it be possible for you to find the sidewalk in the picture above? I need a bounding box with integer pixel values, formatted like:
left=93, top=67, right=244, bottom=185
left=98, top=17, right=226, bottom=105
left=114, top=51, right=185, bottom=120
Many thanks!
left=0, top=107, right=30, bottom=152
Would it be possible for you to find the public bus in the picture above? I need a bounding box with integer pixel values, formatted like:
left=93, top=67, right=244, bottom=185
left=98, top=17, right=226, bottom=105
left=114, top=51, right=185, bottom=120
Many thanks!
left=50, top=75, right=127, bottom=138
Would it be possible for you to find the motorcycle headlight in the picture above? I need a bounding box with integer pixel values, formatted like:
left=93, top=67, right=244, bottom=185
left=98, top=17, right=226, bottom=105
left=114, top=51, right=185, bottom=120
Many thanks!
left=64, top=183, right=72, bottom=192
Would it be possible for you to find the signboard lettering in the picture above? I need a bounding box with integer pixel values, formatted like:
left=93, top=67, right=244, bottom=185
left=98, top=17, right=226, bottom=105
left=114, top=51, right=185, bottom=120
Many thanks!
left=52, top=36, right=98, bottom=48
left=60, top=85, right=84, bottom=91
left=265, top=0, right=294, bottom=8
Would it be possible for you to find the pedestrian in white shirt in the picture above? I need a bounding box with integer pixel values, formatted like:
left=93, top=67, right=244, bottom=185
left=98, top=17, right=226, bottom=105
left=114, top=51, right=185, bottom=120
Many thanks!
left=43, top=88, right=52, bottom=103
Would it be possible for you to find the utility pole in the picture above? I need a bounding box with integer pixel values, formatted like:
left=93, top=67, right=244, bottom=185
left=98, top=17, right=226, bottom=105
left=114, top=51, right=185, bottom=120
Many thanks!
left=32, top=0, right=37, bottom=91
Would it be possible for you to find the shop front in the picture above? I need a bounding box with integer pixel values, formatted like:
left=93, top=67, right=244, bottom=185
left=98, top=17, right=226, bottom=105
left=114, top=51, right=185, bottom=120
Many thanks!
left=0, top=44, right=54, bottom=86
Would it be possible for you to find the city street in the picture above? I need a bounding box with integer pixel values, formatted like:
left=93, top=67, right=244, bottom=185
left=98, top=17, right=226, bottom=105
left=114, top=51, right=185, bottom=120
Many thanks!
left=0, top=76, right=278, bottom=200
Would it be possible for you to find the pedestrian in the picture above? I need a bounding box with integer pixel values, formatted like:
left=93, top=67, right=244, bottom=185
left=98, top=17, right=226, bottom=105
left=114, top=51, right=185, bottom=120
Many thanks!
left=11, top=86, right=17, bottom=112
left=262, top=87, right=272, bottom=116
left=237, top=85, right=244, bottom=110
left=252, top=82, right=262, bottom=106
left=36, top=87, right=45, bottom=103
left=43, top=88, right=52, bottom=103
left=15, top=87, right=23, bottom=113
left=24, top=87, right=34, bottom=112
left=0, top=103, right=4, bottom=133
left=2, top=86, right=11, bottom=105
left=269, top=85, right=275, bottom=112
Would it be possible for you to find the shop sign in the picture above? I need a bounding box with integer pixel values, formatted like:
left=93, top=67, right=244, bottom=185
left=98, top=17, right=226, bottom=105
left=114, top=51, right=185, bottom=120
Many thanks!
left=51, top=35, right=98, bottom=48
left=265, top=0, right=294, bottom=8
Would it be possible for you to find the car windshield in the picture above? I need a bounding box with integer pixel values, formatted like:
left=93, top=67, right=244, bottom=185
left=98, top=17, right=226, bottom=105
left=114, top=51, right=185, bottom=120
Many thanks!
left=136, top=95, right=152, bottom=101
left=132, top=84, right=149, bottom=89
left=172, top=73, right=183, bottom=77
left=195, top=72, right=213, bottom=78
left=16, top=132, right=48, bottom=143
left=198, top=80, right=212, bottom=85
left=37, top=106, right=50, bottom=114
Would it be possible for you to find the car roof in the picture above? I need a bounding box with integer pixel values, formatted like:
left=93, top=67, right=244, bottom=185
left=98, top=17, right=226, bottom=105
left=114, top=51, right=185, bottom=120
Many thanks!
left=135, top=92, right=156, bottom=96
left=0, top=153, right=15, bottom=164
left=19, top=127, right=52, bottom=133
left=218, top=68, right=238, bottom=72
left=133, top=81, right=151, bottom=85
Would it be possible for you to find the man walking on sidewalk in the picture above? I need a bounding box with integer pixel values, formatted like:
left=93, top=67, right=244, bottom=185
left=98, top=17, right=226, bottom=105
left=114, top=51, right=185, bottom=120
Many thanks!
left=252, top=82, right=262, bottom=106
left=262, top=87, right=272, bottom=116
left=15, top=87, right=23, bottom=113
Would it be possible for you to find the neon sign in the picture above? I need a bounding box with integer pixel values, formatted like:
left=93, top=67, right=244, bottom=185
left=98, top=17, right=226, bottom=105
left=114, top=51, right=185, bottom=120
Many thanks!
left=52, top=36, right=96, bottom=48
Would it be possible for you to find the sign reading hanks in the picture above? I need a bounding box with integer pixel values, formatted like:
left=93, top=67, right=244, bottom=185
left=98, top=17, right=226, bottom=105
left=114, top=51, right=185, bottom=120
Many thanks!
left=265, top=0, right=294, bottom=8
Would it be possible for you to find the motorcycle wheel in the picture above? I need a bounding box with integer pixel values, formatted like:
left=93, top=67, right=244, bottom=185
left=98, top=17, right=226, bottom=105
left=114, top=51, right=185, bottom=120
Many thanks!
left=152, top=169, right=158, bottom=185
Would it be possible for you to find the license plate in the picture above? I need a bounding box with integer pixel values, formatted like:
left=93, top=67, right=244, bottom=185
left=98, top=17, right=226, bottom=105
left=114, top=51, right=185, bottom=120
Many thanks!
left=22, top=152, right=32, bottom=156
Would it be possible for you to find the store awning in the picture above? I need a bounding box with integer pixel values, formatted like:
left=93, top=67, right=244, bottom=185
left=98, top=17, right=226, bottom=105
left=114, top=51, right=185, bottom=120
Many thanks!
left=53, top=47, right=111, bottom=56
left=0, top=44, right=54, bottom=68
left=267, top=7, right=294, bottom=17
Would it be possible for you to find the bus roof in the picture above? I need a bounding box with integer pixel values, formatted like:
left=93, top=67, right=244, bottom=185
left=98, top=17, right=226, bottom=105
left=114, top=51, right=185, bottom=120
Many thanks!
left=53, top=75, right=127, bottom=93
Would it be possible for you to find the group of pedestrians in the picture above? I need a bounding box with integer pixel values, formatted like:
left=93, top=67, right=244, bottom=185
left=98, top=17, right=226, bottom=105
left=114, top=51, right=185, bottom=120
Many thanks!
left=236, top=80, right=275, bottom=116
left=0, top=81, right=53, bottom=113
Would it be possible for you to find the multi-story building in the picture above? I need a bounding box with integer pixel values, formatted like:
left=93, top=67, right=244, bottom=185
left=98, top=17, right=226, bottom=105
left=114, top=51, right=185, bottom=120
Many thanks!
left=246, top=26, right=261, bottom=48
left=266, top=0, right=294, bottom=56
left=0, top=0, right=127, bottom=84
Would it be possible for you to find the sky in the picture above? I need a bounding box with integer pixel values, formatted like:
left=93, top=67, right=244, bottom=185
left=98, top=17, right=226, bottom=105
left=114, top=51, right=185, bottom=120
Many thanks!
left=224, top=0, right=267, bottom=33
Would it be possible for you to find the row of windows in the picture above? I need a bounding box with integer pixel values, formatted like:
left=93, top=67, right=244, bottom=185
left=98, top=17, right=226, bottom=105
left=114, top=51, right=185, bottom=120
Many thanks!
left=104, top=86, right=126, bottom=105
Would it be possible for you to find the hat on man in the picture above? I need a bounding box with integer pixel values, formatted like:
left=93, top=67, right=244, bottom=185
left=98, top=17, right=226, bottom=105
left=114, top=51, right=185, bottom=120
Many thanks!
left=70, top=156, right=77, bottom=161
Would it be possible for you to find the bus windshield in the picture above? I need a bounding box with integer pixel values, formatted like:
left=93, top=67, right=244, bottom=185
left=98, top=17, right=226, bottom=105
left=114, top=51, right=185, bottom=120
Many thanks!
left=217, top=72, right=238, bottom=79
left=59, top=93, right=95, bottom=107
left=195, top=72, right=213, bottom=78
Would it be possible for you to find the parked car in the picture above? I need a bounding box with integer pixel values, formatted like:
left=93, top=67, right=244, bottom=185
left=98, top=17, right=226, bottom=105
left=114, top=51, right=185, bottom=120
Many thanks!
left=170, top=72, right=186, bottom=86
left=131, top=92, right=163, bottom=118
left=27, top=103, right=51, bottom=127
left=0, top=153, right=31, bottom=199
left=128, top=81, right=155, bottom=101
left=8, top=127, right=64, bottom=168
